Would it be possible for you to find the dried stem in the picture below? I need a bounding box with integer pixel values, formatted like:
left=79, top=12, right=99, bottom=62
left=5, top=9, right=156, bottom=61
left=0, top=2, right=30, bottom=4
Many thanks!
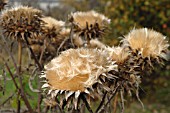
left=0, top=93, right=15, bottom=107
left=17, top=94, right=21, bottom=113
left=4, top=62, right=19, bottom=89
left=1, top=32, right=18, bottom=72
left=18, top=40, right=22, bottom=72
left=37, top=79, right=42, bottom=113
left=23, top=34, right=43, bottom=112
left=57, top=37, right=69, bottom=56
left=113, top=93, right=118, bottom=113
left=95, top=92, right=107, bottom=113
left=39, top=39, right=46, bottom=64
left=96, top=85, right=120, bottom=113
left=120, top=89, right=124, bottom=113
left=81, top=94, right=93, bottom=113
left=5, top=61, right=34, bottom=112
left=69, top=24, right=75, bottom=48
left=24, top=35, right=43, bottom=70
left=1, top=32, right=34, bottom=112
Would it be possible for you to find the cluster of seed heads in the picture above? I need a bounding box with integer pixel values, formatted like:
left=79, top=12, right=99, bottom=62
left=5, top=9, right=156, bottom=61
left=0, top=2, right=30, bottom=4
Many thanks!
left=0, top=3, right=169, bottom=111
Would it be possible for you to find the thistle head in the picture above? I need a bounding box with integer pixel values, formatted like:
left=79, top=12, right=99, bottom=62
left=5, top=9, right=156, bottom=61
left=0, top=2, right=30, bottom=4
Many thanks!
left=122, top=28, right=169, bottom=73
left=69, top=10, right=110, bottom=41
left=41, top=17, right=65, bottom=39
left=123, top=28, right=169, bottom=59
left=0, top=5, right=43, bottom=41
left=41, top=48, right=117, bottom=109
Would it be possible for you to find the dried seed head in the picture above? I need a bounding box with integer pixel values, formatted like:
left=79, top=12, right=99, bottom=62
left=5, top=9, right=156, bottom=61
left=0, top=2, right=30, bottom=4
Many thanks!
left=0, top=0, right=7, bottom=10
left=41, top=48, right=117, bottom=109
left=123, top=28, right=169, bottom=59
left=69, top=10, right=110, bottom=41
left=107, top=46, right=129, bottom=65
left=0, top=5, right=43, bottom=41
left=41, top=17, right=65, bottom=39
left=43, top=48, right=115, bottom=91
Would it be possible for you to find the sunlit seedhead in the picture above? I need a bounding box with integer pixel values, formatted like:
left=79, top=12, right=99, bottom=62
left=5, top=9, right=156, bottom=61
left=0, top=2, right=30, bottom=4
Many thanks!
left=41, top=48, right=117, bottom=109
left=123, top=28, right=169, bottom=59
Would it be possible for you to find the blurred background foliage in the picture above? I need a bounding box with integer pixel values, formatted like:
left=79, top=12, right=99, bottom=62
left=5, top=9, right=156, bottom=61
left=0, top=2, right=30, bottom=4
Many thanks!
left=0, top=0, right=170, bottom=112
